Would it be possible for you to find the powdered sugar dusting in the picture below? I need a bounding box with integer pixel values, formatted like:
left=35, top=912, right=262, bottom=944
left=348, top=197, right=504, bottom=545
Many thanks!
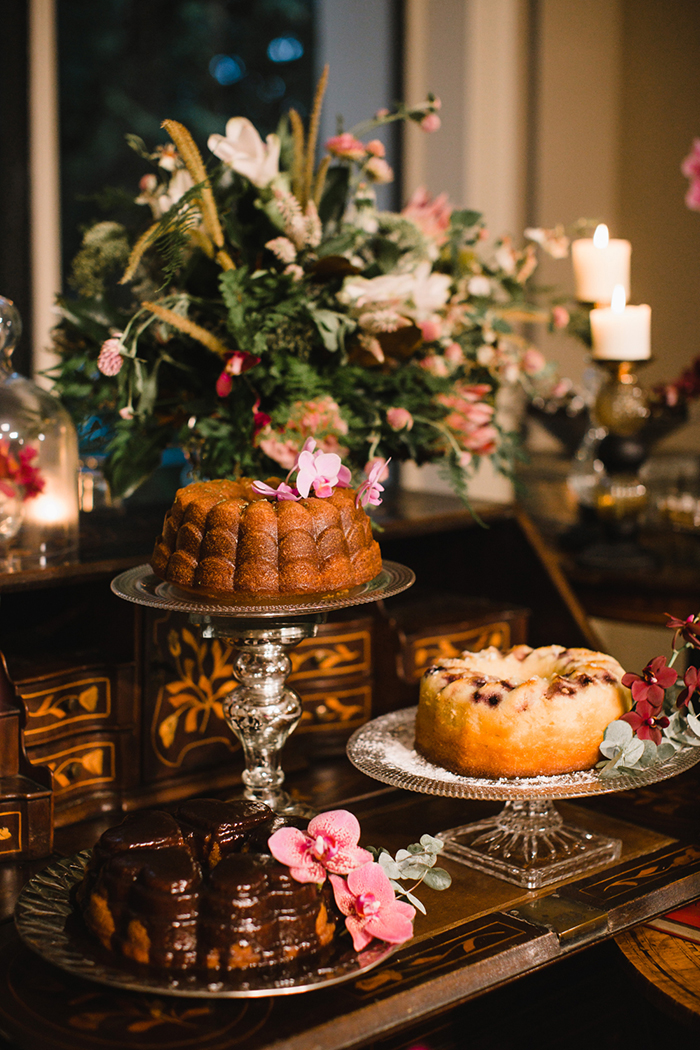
left=346, top=707, right=700, bottom=801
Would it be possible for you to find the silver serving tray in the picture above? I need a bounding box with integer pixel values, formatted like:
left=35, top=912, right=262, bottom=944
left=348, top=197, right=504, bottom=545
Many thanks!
left=14, top=851, right=397, bottom=998
left=111, top=561, right=415, bottom=618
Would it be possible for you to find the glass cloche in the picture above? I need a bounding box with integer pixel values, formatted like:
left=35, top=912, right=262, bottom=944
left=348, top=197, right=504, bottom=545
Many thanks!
left=0, top=296, right=79, bottom=568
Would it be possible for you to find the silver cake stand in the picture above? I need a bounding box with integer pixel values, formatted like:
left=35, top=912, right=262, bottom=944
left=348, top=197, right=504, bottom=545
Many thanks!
left=347, top=707, right=700, bottom=889
left=112, top=562, right=414, bottom=815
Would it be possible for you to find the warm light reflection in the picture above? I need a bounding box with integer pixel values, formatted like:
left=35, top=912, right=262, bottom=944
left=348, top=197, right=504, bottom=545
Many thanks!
left=28, top=494, right=75, bottom=525
left=593, top=223, right=610, bottom=249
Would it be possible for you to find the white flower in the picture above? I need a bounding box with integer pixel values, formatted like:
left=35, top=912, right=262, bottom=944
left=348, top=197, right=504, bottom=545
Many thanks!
left=468, top=275, right=492, bottom=297
left=157, top=169, right=194, bottom=217
left=208, top=117, right=280, bottom=188
left=266, top=237, right=297, bottom=264
left=409, top=262, right=451, bottom=320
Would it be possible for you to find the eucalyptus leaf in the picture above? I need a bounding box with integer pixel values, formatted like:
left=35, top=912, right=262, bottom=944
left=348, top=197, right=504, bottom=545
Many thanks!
left=377, top=853, right=402, bottom=880
left=419, top=834, right=445, bottom=853
left=422, top=867, right=452, bottom=891
left=404, top=891, right=426, bottom=915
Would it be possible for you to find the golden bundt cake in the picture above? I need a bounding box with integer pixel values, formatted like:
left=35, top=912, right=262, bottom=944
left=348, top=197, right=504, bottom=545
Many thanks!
left=151, top=478, right=382, bottom=596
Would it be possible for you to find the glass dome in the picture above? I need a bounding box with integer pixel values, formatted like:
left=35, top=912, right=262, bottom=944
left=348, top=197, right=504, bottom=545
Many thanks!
left=0, top=296, right=79, bottom=568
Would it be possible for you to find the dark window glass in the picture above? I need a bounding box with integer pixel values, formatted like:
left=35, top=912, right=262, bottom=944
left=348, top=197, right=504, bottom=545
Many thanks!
left=57, top=0, right=315, bottom=277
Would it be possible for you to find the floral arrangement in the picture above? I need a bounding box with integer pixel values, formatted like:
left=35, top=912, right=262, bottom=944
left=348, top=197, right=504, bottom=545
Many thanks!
left=0, top=440, right=44, bottom=502
left=598, top=612, right=700, bottom=776
left=251, top=436, right=387, bottom=507
left=50, top=68, right=560, bottom=502
left=268, top=808, right=450, bottom=951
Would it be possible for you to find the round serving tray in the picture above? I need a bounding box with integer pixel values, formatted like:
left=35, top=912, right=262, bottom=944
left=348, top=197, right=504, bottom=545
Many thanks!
left=14, top=852, right=397, bottom=998
left=346, top=707, right=700, bottom=801
left=111, top=561, right=415, bottom=618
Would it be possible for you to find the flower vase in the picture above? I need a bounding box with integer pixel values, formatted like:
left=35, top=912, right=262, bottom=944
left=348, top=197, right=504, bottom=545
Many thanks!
left=0, top=481, right=24, bottom=571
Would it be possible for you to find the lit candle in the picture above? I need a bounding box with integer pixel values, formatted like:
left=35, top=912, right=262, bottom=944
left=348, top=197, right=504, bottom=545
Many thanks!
left=571, top=223, right=631, bottom=303
left=590, top=285, right=651, bottom=360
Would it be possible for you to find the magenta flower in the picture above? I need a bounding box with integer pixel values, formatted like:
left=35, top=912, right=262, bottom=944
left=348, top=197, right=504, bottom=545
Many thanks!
left=296, top=449, right=351, bottom=498
left=682, top=139, right=700, bottom=211
left=677, top=665, right=699, bottom=709
left=666, top=613, right=700, bottom=651
left=268, top=809, right=372, bottom=884
left=97, top=336, right=124, bottom=376
left=621, top=655, right=677, bottom=709
left=621, top=700, right=670, bottom=745
left=329, top=863, right=416, bottom=951
left=216, top=351, right=260, bottom=397
left=356, top=457, right=391, bottom=508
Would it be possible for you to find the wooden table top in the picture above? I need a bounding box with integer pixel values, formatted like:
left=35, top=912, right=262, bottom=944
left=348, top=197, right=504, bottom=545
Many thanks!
left=2, top=759, right=700, bottom=1050
left=616, top=923, right=700, bottom=1031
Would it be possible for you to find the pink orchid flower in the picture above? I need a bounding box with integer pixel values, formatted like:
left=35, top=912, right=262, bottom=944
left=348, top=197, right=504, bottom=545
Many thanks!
left=329, top=862, right=416, bottom=951
left=296, top=449, right=351, bottom=498
left=268, top=809, right=372, bottom=884
left=251, top=479, right=299, bottom=501
left=356, top=458, right=391, bottom=508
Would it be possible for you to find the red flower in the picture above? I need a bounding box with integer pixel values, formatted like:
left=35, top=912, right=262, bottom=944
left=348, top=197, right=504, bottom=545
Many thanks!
left=677, top=665, right=699, bottom=709
left=621, top=701, right=670, bottom=745
left=252, top=399, right=271, bottom=437
left=666, top=613, right=700, bottom=651
left=621, top=655, right=677, bottom=709
left=216, top=351, right=260, bottom=397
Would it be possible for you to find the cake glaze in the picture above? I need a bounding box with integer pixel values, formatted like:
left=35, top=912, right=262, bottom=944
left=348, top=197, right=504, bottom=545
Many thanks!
left=151, top=478, right=382, bottom=596
left=77, top=799, right=338, bottom=972
left=415, top=644, right=632, bottom=778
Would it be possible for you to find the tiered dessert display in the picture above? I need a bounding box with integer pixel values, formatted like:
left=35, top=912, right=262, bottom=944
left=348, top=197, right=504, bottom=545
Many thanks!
left=112, top=448, right=414, bottom=815
left=348, top=640, right=700, bottom=889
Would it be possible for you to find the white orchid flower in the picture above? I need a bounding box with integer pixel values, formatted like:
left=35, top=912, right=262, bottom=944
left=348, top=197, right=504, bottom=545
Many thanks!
left=208, top=117, right=280, bottom=188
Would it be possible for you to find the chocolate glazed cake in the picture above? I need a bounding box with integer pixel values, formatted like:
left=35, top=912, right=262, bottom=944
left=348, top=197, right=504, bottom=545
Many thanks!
left=77, top=799, right=338, bottom=972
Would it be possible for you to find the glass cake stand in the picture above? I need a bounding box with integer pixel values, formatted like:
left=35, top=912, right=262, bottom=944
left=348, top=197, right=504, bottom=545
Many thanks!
left=112, top=562, right=414, bottom=815
left=346, top=707, right=700, bottom=889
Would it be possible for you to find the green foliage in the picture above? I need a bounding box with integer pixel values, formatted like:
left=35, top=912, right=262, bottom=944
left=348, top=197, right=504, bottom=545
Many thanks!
left=369, top=834, right=452, bottom=915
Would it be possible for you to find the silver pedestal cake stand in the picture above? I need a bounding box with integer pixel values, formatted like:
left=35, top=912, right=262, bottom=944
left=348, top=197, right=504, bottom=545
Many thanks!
left=112, top=562, right=414, bottom=815
left=347, top=707, right=700, bottom=889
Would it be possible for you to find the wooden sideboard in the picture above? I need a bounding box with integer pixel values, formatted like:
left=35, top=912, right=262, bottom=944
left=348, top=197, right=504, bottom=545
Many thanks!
left=0, top=491, right=598, bottom=831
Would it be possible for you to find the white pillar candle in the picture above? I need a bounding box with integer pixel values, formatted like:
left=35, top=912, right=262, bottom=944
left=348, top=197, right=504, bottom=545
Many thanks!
left=590, top=285, right=651, bottom=360
left=571, top=224, right=631, bottom=303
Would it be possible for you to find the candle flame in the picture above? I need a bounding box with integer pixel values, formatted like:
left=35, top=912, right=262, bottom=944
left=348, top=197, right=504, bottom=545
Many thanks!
left=611, top=284, right=626, bottom=312
left=593, top=223, right=609, bottom=249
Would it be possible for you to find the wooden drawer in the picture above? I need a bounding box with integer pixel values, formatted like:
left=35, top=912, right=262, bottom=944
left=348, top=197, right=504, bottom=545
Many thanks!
left=374, top=594, right=530, bottom=712
left=28, top=729, right=138, bottom=825
left=16, top=664, right=136, bottom=744
left=142, top=611, right=374, bottom=782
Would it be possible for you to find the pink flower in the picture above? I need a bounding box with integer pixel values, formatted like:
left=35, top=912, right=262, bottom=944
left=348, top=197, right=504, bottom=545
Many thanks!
left=216, top=351, right=260, bottom=397
left=268, top=810, right=372, bottom=884
left=356, top=458, right=390, bottom=508
left=420, top=113, right=441, bottom=133
left=402, top=187, right=452, bottom=246
left=419, top=317, right=442, bottom=343
left=366, top=139, right=386, bottom=157
left=326, top=133, right=367, bottom=161
left=296, top=449, right=351, bottom=498
left=551, top=305, right=570, bottom=329
left=97, top=336, right=124, bottom=377
left=329, top=863, right=415, bottom=951
left=386, top=407, right=414, bottom=431
left=622, top=655, right=677, bottom=709
left=444, top=342, right=464, bottom=367
left=251, top=479, right=300, bottom=501
left=119, top=406, right=134, bottom=420
left=365, top=157, right=394, bottom=184
left=621, top=701, right=670, bottom=745
left=522, top=348, right=546, bottom=375
left=681, top=140, right=700, bottom=210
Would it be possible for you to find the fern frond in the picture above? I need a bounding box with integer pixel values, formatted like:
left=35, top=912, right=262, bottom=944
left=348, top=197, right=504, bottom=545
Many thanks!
left=141, top=300, right=230, bottom=359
